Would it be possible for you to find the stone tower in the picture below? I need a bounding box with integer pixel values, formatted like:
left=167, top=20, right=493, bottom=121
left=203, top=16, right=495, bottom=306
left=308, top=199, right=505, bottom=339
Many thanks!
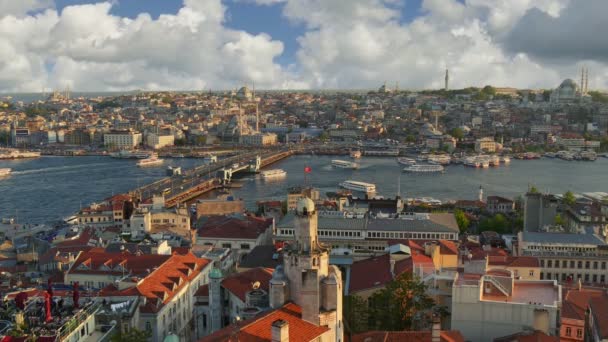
left=209, top=267, right=223, bottom=333
left=269, top=197, right=344, bottom=342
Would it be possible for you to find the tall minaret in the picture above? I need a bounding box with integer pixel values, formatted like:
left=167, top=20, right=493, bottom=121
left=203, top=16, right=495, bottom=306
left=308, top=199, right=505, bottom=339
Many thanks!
left=580, top=67, right=585, bottom=95
left=584, top=67, right=589, bottom=94
left=478, top=185, right=484, bottom=202
left=445, top=69, right=449, bottom=91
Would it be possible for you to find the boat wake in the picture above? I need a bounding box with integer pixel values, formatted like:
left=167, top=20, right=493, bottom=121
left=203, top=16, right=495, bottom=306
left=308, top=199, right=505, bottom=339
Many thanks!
left=12, top=162, right=125, bottom=176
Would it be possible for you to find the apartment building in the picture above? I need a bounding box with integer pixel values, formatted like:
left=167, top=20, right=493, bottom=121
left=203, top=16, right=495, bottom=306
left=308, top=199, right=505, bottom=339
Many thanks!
left=104, top=130, right=142, bottom=149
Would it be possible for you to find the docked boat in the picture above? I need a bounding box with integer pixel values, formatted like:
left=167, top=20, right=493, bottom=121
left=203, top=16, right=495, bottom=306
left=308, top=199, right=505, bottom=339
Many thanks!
left=489, top=155, right=501, bottom=167
left=339, top=180, right=376, bottom=193
left=137, top=154, right=164, bottom=167
left=63, top=215, right=78, bottom=225
left=544, top=152, right=556, bottom=158
left=0, top=149, right=41, bottom=159
left=500, top=156, right=511, bottom=164
left=427, top=154, right=451, bottom=165
left=403, top=164, right=444, bottom=173
left=0, top=168, right=11, bottom=177
left=331, top=160, right=359, bottom=169
left=261, top=169, right=287, bottom=179
left=556, top=151, right=574, bottom=161
left=464, top=157, right=480, bottom=168
left=363, top=149, right=399, bottom=157
left=349, top=150, right=362, bottom=159
left=579, top=150, right=597, bottom=161
left=170, top=153, right=185, bottom=158
left=397, top=157, right=416, bottom=166
left=480, top=159, right=490, bottom=168
left=110, top=150, right=150, bottom=159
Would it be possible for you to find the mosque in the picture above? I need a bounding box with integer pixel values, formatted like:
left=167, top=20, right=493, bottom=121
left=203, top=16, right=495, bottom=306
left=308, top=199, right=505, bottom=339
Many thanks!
left=550, top=67, right=591, bottom=103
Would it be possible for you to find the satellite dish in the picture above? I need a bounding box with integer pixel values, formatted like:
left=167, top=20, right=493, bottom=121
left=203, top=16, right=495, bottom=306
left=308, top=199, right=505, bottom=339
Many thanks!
left=252, top=281, right=261, bottom=290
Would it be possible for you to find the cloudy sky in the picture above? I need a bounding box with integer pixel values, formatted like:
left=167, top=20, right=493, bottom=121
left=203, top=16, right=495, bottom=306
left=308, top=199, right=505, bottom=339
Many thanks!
left=1, top=0, right=606, bottom=92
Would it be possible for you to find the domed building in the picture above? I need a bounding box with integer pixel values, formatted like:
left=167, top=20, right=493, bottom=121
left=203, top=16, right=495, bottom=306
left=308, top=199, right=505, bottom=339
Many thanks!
left=236, top=86, right=253, bottom=100
left=550, top=79, right=580, bottom=103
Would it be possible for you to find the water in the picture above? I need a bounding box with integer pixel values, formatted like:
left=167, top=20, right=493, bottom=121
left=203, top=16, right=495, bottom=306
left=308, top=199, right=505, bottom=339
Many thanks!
left=1, top=155, right=607, bottom=224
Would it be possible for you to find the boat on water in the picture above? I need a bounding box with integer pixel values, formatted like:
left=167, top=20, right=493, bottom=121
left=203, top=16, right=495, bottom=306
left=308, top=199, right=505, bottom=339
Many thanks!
left=339, top=180, right=376, bottom=193
left=397, top=157, right=416, bottom=166
left=427, top=154, right=451, bottom=165
left=544, top=152, right=556, bottom=158
left=500, top=156, right=511, bottom=164
left=489, top=155, right=501, bottom=167
left=0, top=149, right=41, bottom=159
left=110, top=150, right=150, bottom=159
left=63, top=215, right=78, bottom=225
left=261, top=169, right=287, bottom=179
left=464, top=157, right=481, bottom=168
left=579, top=150, right=597, bottom=161
left=331, top=159, right=359, bottom=169
left=403, top=164, right=444, bottom=173
left=137, top=154, right=164, bottom=167
left=556, top=151, right=574, bottom=161
left=349, top=150, right=362, bottom=159
left=204, top=155, right=218, bottom=163
left=363, top=149, right=399, bottom=157
left=0, top=168, right=11, bottom=177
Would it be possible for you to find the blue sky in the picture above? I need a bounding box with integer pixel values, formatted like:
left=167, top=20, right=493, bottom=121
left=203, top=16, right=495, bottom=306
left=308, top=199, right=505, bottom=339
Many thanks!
left=53, top=0, right=424, bottom=67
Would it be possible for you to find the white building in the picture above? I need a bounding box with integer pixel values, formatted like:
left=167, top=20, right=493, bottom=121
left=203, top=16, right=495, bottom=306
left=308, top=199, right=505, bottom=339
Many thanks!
left=240, top=133, right=278, bottom=146
left=146, top=133, right=174, bottom=149
left=104, top=130, right=142, bottom=149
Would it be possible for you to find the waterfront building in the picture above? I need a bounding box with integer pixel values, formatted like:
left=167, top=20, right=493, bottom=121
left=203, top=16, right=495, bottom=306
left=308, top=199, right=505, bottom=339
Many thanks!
left=103, top=129, right=143, bottom=149
left=276, top=213, right=459, bottom=256
left=474, top=137, right=499, bottom=153
left=126, top=196, right=190, bottom=239
left=240, top=132, right=278, bottom=146
left=146, top=133, right=174, bottom=149
left=451, top=268, right=561, bottom=342
left=200, top=197, right=344, bottom=342
left=515, top=231, right=608, bottom=285
left=486, top=196, right=515, bottom=215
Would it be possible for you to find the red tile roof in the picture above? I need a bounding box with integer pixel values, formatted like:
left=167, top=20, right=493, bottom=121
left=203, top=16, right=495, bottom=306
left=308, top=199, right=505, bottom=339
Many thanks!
left=68, top=249, right=171, bottom=277
left=562, top=287, right=607, bottom=321
left=200, top=302, right=329, bottom=342
left=352, top=330, right=465, bottom=342
left=221, top=268, right=274, bottom=302
left=439, top=240, right=458, bottom=255
left=55, top=227, right=96, bottom=248
left=493, top=330, right=559, bottom=342
left=349, top=254, right=412, bottom=293
left=487, top=256, right=539, bottom=268
left=197, top=215, right=273, bottom=240
left=589, top=295, right=608, bottom=338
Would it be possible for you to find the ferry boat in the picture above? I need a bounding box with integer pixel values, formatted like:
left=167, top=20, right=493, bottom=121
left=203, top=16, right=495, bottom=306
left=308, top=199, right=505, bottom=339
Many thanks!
left=0, top=168, right=11, bottom=177
left=363, top=149, right=399, bottom=157
left=339, top=180, right=376, bottom=193
left=489, top=155, right=501, bottom=167
left=556, top=151, right=574, bottom=161
left=349, top=150, right=362, bottom=159
left=110, top=150, right=150, bottom=159
left=403, top=164, right=444, bottom=173
left=500, top=156, right=511, bottom=164
left=579, top=150, right=597, bottom=161
left=463, top=157, right=481, bottom=168
left=331, top=160, right=359, bottom=169
left=137, top=154, right=164, bottom=167
left=0, top=149, right=41, bottom=159
left=397, top=157, right=416, bottom=166
left=427, top=154, right=451, bottom=165
left=261, top=169, right=287, bottom=179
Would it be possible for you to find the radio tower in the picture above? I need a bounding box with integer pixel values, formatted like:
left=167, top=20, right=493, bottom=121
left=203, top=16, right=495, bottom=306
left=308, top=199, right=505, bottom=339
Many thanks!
left=444, top=69, right=449, bottom=91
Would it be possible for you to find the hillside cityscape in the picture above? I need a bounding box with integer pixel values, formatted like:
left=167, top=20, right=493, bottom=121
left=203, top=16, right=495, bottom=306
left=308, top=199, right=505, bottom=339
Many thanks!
left=2, top=0, right=608, bottom=342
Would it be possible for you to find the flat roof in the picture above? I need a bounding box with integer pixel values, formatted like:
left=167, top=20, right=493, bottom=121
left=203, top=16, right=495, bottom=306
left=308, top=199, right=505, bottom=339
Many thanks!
left=522, top=231, right=607, bottom=246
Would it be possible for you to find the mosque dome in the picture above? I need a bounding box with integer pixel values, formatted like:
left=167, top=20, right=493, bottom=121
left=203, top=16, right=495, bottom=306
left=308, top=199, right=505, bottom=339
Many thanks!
left=559, top=79, right=578, bottom=90
left=296, top=197, right=315, bottom=215
left=210, top=268, right=223, bottom=279
left=163, top=333, right=179, bottom=342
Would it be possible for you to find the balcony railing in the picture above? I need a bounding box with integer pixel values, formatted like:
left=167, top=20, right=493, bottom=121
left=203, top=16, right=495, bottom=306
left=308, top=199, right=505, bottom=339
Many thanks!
left=55, top=301, right=101, bottom=342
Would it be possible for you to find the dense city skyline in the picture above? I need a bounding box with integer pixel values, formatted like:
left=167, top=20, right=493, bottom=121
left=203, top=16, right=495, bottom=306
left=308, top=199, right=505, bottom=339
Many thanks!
left=1, top=0, right=608, bottom=92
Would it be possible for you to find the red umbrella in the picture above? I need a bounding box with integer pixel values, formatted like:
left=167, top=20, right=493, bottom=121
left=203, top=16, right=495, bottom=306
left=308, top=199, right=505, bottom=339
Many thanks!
left=44, top=292, right=52, bottom=323
left=72, top=282, right=80, bottom=309
left=47, top=278, right=53, bottom=298
left=15, top=291, right=27, bottom=310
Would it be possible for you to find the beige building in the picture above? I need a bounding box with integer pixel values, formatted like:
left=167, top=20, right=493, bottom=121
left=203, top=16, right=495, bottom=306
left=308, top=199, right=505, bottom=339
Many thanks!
left=240, top=133, right=277, bottom=146
left=104, top=130, right=142, bottom=149
left=474, top=137, right=499, bottom=153
left=146, top=133, right=174, bottom=149
left=287, top=187, right=320, bottom=211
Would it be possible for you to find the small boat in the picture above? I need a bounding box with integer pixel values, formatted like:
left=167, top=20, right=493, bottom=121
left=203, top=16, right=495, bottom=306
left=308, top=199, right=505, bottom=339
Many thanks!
left=464, top=157, right=480, bottom=168
left=349, top=150, right=362, bottom=159
left=331, top=160, right=359, bottom=169
left=500, top=156, right=511, bottom=164
left=397, top=157, right=416, bottom=166
left=0, top=168, right=11, bottom=177
left=170, top=153, right=185, bottom=158
left=63, top=215, right=78, bottom=225
left=110, top=150, right=150, bottom=159
left=544, top=152, right=556, bottom=158
left=339, top=180, right=376, bottom=193
left=427, top=154, right=451, bottom=165
left=403, top=164, right=444, bottom=173
left=489, top=155, right=501, bottom=167
left=137, top=154, right=164, bottom=167
left=261, top=169, right=287, bottom=179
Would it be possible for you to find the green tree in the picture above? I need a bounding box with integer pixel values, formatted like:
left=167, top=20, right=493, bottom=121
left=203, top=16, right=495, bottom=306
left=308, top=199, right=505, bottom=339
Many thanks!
left=563, top=190, right=576, bottom=206
left=318, top=131, right=329, bottom=142
left=554, top=214, right=565, bottom=227
left=110, top=328, right=151, bottom=342
left=343, top=295, right=369, bottom=336
left=529, top=185, right=539, bottom=194
left=450, top=127, right=464, bottom=140
left=368, top=272, right=436, bottom=331
left=478, top=213, right=510, bottom=234
left=454, top=209, right=470, bottom=233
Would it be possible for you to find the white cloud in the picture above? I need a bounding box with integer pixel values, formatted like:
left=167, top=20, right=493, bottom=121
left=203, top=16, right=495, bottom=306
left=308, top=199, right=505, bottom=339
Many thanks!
left=0, top=0, right=54, bottom=17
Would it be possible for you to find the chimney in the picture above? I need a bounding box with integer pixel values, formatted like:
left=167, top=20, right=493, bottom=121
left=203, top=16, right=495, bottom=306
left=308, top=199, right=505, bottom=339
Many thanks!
left=578, top=277, right=582, bottom=291
left=271, top=319, right=289, bottom=342
left=389, top=258, right=396, bottom=277
left=431, top=313, right=441, bottom=342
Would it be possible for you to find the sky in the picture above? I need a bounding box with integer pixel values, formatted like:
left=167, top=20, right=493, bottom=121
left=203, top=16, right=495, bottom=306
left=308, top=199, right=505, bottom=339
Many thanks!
left=0, top=0, right=607, bottom=92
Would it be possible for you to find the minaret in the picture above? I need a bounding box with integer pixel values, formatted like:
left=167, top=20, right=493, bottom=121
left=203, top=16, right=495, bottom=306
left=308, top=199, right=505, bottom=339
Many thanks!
left=445, top=69, right=449, bottom=91
left=209, top=268, right=223, bottom=333
left=580, top=67, right=585, bottom=95
left=584, top=67, right=589, bottom=94
left=478, top=185, right=484, bottom=202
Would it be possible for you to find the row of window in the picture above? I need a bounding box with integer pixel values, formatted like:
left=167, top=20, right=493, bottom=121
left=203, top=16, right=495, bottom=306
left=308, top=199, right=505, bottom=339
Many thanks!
left=79, top=216, right=111, bottom=223
left=527, top=245, right=597, bottom=252
left=541, top=272, right=606, bottom=283
left=541, top=259, right=607, bottom=270
left=277, top=229, right=456, bottom=240
left=221, top=243, right=250, bottom=250
left=564, top=327, right=583, bottom=338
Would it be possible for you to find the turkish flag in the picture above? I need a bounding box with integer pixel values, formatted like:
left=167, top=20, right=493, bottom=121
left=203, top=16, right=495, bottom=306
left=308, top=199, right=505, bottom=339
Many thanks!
left=304, top=166, right=312, bottom=173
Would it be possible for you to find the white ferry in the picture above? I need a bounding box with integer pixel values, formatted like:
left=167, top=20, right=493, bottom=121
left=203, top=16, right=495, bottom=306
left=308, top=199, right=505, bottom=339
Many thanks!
left=331, top=160, right=359, bottom=169
left=489, top=155, right=501, bottom=167
left=0, top=168, right=11, bottom=177
left=137, top=154, right=164, bottom=167
left=403, top=164, right=444, bottom=173
left=500, top=156, right=511, bottom=164
left=110, top=150, right=150, bottom=159
left=0, top=149, right=41, bottom=159
left=397, top=157, right=416, bottom=166
left=339, top=180, right=376, bottom=193
left=349, top=150, right=362, bottom=159
left=427, top=154, right=451, bottom=165
left=261, top=169, right=287, bottom=179
left=464, top=157, right=481, bottom=168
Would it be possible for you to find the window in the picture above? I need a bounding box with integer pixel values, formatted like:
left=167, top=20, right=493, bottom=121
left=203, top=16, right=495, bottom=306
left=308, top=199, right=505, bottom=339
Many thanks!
left=540, top=260, right=545, bottom=267
left=222, top=243, right=231, bottom=249
left=145, top=321, right=152, bottom=332
left=240, top=244, right=250, bottom=250
left=554, top=260, right=560, bottom=268
left=576, top=329, right=582, bottom=338
left=565, top=327, right=571, bottom=336
left=602, top=262, right=606, bottom=270
left=529, top=270, right=534, bottom=276
left=540, top=272, right=544, bottom=280
left=578, top=261, right=583, bottom=268
left=562, top=260, right=567, bottom=268
left=585, top=261, right=590, bottom=269
left=570, top=260, right=575, bottom=268
left=594, top=261, right=598, bottom=269
left=547, top=260, right=552, bottom=268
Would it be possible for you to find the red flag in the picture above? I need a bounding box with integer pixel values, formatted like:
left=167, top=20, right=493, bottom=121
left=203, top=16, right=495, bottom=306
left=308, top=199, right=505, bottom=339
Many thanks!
left=304, top=166, right=312, bottom=173
left=44, top=292, right=52, bottom=323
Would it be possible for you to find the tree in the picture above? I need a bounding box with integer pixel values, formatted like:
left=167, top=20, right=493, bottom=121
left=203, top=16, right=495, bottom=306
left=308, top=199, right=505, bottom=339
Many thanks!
left=450, top=127, right=464, bottom=140
left=529, top=185, right=539, bottom=194
left=454, top=209, right=470, bottom=233
left=368, top=272, right=436, bottom=331
left=343, top=295, right=369, bottom=336
left=554, top=214, right=565, bottom=227
left=563, top=190, right=576, bottom=206
left=110, top=328, right=151, bottom=342
left=478, top=213, right=510, bottom=234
